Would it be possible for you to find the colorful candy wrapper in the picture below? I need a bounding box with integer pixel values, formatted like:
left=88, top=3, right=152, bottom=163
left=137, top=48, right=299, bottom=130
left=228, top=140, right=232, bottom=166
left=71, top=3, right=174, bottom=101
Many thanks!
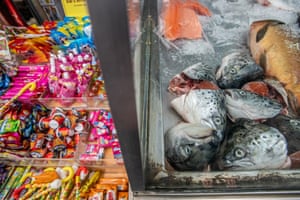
left=0, top=166, right=25, bottom=199
left=0, top=165, right=15, bottom=192
left=118, top=192, right=129, bottom=200
left=95, top=184, right=117, bottom=200
left=88, top=189, right=105, bottom=200
left=0, top=119, right=20, bottom=134
left=98, top=178, right=128, bottom=192
left=0, top=30, right=11, bottom=61
left=0, top=132, right=22, bottom=149
left=80, top=171, right=100, bottom=198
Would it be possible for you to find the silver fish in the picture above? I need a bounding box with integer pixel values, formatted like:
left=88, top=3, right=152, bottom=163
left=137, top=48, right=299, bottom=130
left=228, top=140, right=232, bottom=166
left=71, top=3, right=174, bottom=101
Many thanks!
left=171, top=89, right=227, bottom=140
left=223, top=121, right=288, bottom=170
left=168, top=62, right=218, bottom=95
left=225, top=89, right=282, bottom=121
left=216, top=52, right=264, bottom=88
left=165, top=122, right=220, bottom=171
left=265, top=114, right=300, bottom=154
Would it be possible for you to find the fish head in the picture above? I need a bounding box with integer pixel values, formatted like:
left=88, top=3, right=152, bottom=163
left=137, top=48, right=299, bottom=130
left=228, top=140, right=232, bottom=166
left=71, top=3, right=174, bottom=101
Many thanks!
left=225, top=89, right=282, bottom=120
left=165, top=122, right=220, bottom=171
left=266, top=115, right=300, bottom=154
left=195, top=90, right=227, bottom=138
left=249, top=20, right=285, bottom=63
left=171, top=89, right=227, bottom=137
left=223, top=124, right=288, bottom=170
left=168, top=73, right=191, bottom=95
left=183, top=62, right=216, bottom=82
left=249, top=20, right=285, bottom=42
left=168, top=63, right=218, bottom=95
left=216, top=52, right=264, bottom=88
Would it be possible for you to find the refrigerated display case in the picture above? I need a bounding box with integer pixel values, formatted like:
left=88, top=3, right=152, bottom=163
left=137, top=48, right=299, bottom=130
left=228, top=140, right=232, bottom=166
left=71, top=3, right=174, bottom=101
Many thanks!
left=87, top=0, right=300, bottom=199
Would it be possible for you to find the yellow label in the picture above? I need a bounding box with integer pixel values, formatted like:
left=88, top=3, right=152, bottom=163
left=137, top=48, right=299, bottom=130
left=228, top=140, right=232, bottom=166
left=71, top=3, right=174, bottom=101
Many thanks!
left=62, top=0, right=89, bottom=17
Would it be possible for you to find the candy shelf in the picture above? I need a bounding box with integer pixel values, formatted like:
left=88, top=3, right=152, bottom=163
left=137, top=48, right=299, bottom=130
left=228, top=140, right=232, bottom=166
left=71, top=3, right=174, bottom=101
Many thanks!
left=0, top=96, right=123, bottom=172
left=0, top=146, right=125, bottom=171
left=0, top=97, right=109, bottom=110
left=0, top=1, right=129, bottom=199
left=37, top=96, right=110, bottom=110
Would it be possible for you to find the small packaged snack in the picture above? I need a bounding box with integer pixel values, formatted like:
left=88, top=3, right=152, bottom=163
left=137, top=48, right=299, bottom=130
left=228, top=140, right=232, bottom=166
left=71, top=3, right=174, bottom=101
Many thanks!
left=0, top=119, right=20, bottom=134
left=0, top=30, right=11, bottom=61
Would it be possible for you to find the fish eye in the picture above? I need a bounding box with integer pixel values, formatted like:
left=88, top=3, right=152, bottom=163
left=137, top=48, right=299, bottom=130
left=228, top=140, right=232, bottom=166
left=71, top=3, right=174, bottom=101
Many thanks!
left=184, top=145, right=192, bottom=156
left=234, top=148, right=245, bottom=158
left=230, top=68, right=237, bottom=74
left=290, top=120, right=300, bottom=126
left=239, top=90, right=246, bottom=95
left=213, top=116, right=222, bottom=125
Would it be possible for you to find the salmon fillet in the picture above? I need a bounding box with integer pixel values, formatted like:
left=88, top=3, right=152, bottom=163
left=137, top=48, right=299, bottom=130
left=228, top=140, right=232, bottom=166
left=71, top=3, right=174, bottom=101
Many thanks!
left=163, top=0, right=211, bottom=41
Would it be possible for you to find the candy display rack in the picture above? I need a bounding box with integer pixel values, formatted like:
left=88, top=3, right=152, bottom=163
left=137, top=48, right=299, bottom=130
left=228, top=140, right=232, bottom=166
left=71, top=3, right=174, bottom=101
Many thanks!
left=0, top=1, right=130, bottom=199
left=37, top=96, right=110, bottom=110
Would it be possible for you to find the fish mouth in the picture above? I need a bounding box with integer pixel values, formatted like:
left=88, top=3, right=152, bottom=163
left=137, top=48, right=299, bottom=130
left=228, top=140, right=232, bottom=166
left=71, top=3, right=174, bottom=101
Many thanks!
left=224, top=90, right=233, bottom=97
left=222, top=159, right=256, bottom=170
left=222, top=159, right=240, bottom=169
left=186, top=129, right=216, bottom=145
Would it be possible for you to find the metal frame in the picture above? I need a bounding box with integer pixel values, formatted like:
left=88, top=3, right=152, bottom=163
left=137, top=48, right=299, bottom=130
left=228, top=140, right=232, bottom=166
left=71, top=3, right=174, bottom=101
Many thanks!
left=87, top=0, right=144, bottom=191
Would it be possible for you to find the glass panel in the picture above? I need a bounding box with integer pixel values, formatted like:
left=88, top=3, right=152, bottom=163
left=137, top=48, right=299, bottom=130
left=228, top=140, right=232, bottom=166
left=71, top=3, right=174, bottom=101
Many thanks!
left=145, top=0, right=300, bottom=192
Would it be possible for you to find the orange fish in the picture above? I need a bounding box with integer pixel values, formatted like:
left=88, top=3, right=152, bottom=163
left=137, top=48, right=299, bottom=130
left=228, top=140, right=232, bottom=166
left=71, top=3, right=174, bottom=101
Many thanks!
left=162, top=0, right=211, bottom=41
left=249, top=20, right=300, bottom=114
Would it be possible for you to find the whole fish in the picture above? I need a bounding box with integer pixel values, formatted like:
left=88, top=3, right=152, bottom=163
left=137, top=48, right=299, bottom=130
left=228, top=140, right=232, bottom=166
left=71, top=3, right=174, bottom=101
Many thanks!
left=216, top=52, right=264, bottom=88
left=168, top=62, right=219, bottom=95
left=225, top=89, right=282, bottom=121
left=165, top=122, right=220, bottom=171
left=171, top=89, right=227, bottom=140
left=265, top=114, right=300, bottom=154
left=249, top=20, right=300, bottom=114
left=223, top=120, right=289, bottom=170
